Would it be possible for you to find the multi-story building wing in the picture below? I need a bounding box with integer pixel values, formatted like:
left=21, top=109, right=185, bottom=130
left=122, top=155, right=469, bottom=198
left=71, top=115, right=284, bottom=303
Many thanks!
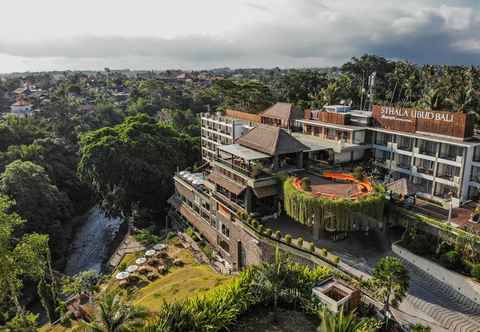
left=172, top=120, right=308, bottom=271
left=171, top=101, right=480, bottom=272
left=200, top=112, right=253, bottom=163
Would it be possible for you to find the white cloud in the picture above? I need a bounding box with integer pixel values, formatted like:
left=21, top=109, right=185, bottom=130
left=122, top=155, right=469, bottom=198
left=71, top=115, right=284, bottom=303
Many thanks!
left=0, top=0, right=479, bottom=72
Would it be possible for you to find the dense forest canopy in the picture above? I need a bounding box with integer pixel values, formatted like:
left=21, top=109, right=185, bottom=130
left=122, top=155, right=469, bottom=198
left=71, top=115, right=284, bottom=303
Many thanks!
left=0, top=54, right=479, bottom=328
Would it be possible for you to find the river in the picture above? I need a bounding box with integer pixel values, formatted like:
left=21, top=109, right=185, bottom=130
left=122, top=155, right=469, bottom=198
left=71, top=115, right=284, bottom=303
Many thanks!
left=64, top=207, right=123, bottom=276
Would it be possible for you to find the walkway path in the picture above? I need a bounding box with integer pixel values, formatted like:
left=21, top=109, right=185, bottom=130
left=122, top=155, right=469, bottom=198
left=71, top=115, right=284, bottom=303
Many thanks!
left=108, top=234, right=145, bottom=269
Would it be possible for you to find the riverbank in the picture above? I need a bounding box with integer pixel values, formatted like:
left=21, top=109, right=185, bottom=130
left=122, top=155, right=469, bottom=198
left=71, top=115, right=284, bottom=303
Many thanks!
left=64, top=207, right=125, bottom=276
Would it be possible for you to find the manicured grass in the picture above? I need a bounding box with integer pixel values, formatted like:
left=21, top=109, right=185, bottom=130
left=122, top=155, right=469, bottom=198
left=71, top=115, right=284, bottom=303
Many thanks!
left=41, top=237, right=230, bottom=330
left=132, top=241, right=231, bottom=308
left=232, top=307, right=317, bottom=332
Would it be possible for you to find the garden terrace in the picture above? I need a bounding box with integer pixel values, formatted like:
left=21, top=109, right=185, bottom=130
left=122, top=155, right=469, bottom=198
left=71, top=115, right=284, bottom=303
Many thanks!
left=283, top=175, right=385, bottom=233
left=293, top=172, right=374, bottom=200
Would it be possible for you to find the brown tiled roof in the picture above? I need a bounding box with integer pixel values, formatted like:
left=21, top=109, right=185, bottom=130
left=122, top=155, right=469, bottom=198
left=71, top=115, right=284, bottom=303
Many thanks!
left=236, top=125, right=308, bottom=156
left=225, top=109, right=260, bottom=123
left=208, top=172, right=246, bottom=195
left=260, top=102, right=303, bottom=122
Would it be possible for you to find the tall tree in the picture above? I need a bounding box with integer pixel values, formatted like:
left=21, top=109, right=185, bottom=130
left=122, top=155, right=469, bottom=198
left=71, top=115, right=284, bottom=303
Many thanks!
left=0, top=195, right=48, bottom=327
left=371, top=256, right=409, bottom=313
left=252, top=247, right=289, bottom=319
left=78, top=114, right=199, bottom=220
left=0, top=160, right=72, bottom=261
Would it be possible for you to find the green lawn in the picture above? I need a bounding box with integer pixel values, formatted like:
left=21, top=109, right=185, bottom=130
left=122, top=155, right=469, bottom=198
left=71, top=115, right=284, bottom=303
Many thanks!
left=132, top=244, right=231, bottom=308
left=40, top=237, right=231, bottom=330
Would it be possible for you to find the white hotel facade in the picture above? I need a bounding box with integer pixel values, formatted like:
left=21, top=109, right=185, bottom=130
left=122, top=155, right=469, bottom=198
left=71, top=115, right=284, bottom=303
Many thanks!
left=200, top=104, right=480, bottom=208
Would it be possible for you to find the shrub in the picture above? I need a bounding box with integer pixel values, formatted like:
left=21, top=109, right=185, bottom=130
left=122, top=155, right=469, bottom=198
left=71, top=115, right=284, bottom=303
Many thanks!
left=407, top=234, right=434, bottom=255
left=284, top=234, right=292, bottom=244
left=251, top=219, right=258, bottom=228
left=440, top=250, right=461, bottom=269
left=297, top=237, right=304, bottom=247
left=274, top=231, right=281, bottom=240
left=301, top=177, right=311, bottom=191
left=411, top=324, right=431, bottom=332
left=191, top=233, right=200, bottom=242
left=471, top=264, right=480, bottom=279
left=118, top=262, right=127, bottom=272
left=200, top=244, right=215, bottom=261
left=353, top=166, right=364, bottom=180
left=256, top=224, right=264, bottom=233
left=265, top=228, right=272, bottom=237
left=134, top=227, right=162, bottom=246
left=185, top=227, right=194, bottom=237
left=331, top=255, right=340, bottom=264
left=320, top=248, right=328, bottom=257
left=309, top=242, right=315, bottom=252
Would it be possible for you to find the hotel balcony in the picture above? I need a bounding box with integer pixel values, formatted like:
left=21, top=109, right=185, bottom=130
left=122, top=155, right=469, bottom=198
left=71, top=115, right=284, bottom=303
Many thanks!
left=438, top=153, right=461, bottom=162
left=397, top=143, right=413, bottom=152
left=416, top=167, right=434, bottom=176
left=374, top=139, right=389, bottom=147
left=435, top=172, right=458, bottom=184
left=418, top=148, right=437, bottom=157
left=215, top=156, right=272, bottom=179
left=396, top=162, right=411, bottom=171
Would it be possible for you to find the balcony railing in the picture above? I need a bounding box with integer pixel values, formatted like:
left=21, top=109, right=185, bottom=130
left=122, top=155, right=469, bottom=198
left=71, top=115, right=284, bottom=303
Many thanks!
left=415, top=167, right=434, bottom=175
left=436, top=173, right=455, bottom=181
left=397, top=162, right=411, bottom=170
left=418, top=148, right=436, bottom=157
left=215, top=157, right=274, bottom=179
left=438, top=154, right=458, bottom=161
left=375, top=140, right=388, bottom=146
left=397, top=144, right=412, bottom=152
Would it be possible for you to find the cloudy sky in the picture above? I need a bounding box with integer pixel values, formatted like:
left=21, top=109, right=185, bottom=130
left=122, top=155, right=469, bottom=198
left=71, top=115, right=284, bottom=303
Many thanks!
left=1, top=0, right=479, bottom=73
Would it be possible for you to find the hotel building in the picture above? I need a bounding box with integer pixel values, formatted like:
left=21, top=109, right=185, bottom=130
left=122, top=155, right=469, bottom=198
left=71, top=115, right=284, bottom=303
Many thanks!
left=170, top=102, right=480, bottom=271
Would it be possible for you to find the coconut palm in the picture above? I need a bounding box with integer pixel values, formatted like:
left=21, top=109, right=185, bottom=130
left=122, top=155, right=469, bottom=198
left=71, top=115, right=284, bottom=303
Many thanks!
left=77, top=292, right=147, bottom=332
left=317, top=307, right=372, bottom=332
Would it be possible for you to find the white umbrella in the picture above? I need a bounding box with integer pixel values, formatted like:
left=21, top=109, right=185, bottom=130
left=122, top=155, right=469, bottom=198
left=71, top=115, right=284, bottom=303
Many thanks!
left=126, top=265, right=138, bottom=273
left=115, top=271, right=129, bottom=280
left=135, top=257, right=147, bottom=265
left=145, top=249, right=156, bottom=257
left=153, top=243, right=167, bottom=251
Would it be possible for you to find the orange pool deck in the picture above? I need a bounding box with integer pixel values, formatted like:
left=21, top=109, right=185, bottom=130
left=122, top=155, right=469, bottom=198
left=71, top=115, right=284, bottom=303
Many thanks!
left=293, top=172, right=374, bottom=200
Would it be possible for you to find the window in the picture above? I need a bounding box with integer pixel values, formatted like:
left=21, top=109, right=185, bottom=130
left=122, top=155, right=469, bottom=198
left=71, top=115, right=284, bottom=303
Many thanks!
left=218, top=236, right=230, bottom=254
left=221, top=224, right=230, bottom=238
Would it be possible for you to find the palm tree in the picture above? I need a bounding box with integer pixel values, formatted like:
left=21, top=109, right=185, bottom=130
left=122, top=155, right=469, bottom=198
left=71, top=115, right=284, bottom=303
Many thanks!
left=317, top=307, right=371, bottom=332
left=252, top=246, right=289, bottom=319
left=77, top=292, right=147, bottom=332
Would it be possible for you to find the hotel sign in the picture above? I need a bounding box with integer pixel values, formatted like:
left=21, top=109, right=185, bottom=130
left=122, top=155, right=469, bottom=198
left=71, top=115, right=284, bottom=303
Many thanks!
left=380, top=107, right=454, bottom=123
left=372, top=105, right=473, bottom=139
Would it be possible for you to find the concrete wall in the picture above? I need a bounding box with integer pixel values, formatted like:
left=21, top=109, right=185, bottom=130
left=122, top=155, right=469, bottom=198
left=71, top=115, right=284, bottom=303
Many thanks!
left=392, top=242, right=480, bottom=304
